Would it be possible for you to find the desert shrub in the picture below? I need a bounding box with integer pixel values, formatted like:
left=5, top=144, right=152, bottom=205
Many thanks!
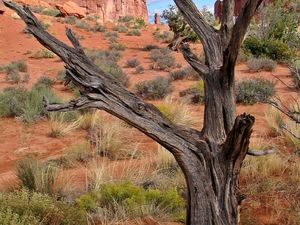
left=109, top=43, right=126, bottom=51
left=34, top=75, right=54, bottom=88
left=56, top=69, right=66, bottom=82
left=32, top=49, right=55, bottom=59
left=142, top=44, right=160, bottom=51
left=63, top=16, right=77, bottom=25
left=237, top=49, right=249, bottom=63
left=104, top=31, right=119, bottom=38
left=108, top=36, right=118, bottom=43
left=95, top=61, right=129, bottom=87
left=150, top=48, right=175, bottom=71
left=118, top=16, right=134, bottom=23
left=247, top=57, right=277, bottom=72
left=75, top=19, right=90, bottom=30
left=243, top=36, right=292, bottom=60
left=134, top=18, right=146, bottom=28
left=5, top=70, right=20, bottom=83
left=0, top=189, right=86, bottom=225
left=85, top=14, right=99, bottom=21
left=135, top=65, right=144, bottom=74
left=179, top=80, right=205, bottom=104
left=2, top=60, right=28, bottom=73
left=41, top=8, right=60, bottom=17
left=0, top=85, right=59, bottom=123
left=97, top=182, right=185, bottom=221
left=236, top=77, right=275, bottom=104
left=168, top=66, right=199, bottom=81
left=90, top=23, right=106, bottom=32
left=22, top=73, right=30, bottom=83
left=153, top=30, right=174, bottom=43
left=85, top=49, right=122, bottom=62
left=41, top=21, right=51, bottom=30
left=126, top=58, right=140, bottom=68
left=126, top=29, right=141, bottom=36
left=113, top=24, right=128, bottom=33
left=135, top=76, right=171, bottom=100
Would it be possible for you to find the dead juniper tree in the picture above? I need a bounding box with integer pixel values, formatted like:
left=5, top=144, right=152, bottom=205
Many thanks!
left=4, top=0, right=275, bottom=224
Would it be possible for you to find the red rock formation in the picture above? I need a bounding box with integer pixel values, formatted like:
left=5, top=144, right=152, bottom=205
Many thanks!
left=154, top=12, right=160, bottom=25
left=74, top=0, right=148, bottom=23
left=55, top=1, right=86, bottom=18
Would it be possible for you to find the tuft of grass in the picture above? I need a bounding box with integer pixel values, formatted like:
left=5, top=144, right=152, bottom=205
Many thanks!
left=168, top=66, right=199, bottom=81
left=153, top=30, right=174, bottom=43
left=90, top=23, right=106, bottom=33
left=31, top=49, right=55, bottom=59
left=109, top=43, right=126, bottom=51
left=135, top=76, right=172, bottom=100
left=113, top=24, right=128, bottom=33
left=34, top=75, right=54, bottom=88
left=104, top=31, right=119, bottom=38
left=49, top=112, right=81, bottom=138
left=75, top=19, right=90, bottom=30
left=135, top=65, right=145, bottom=74
left=179, top=80, right=205, bottom=104
left=63, top=16, right=77, bottom=25
left=126, top=29, right=141, bottom=36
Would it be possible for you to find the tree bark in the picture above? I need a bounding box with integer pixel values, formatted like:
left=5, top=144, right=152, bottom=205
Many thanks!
left=3, top=1, right=266, bottom=224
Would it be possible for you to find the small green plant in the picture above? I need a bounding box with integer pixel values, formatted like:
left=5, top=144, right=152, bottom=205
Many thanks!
left=118, top=16, right=134, bottom=23
left=126, top=29, right=141, bottom=36
left=104, top=31, right=119, bottom=38
left=63, top=16, right=77, bottom=25
left=75, top=19, right=90, bottom=30
left=168, top=66, right=199, bottom=81
left=135, top=76, right=172, bottom=100
left=1, top=60, right=28, bottom=73
left=135, top=65, right=144, bottom=74
left=5, top=70, right=20, bottom=83
left=236, top=77, right=275, bottom=104
left=32, top=49, right=55, bottom=59
left=0, top=189, right=86, bottom=225
left=142, top=44, right=160, bottom=51
left=113, top=24, right=128, bottom=33
left=247, top=57, right=277, bottom=72
left=150, top=48, right=175, bottom=71
left=90, top=23, right=106, bottom=32
left=34, top=75, right=54, bottom=88
left=134, top=18, right=146, bottom=28
left=126, top=58, right=140, bottom=68
left=109, top=43, right=126, bottom=51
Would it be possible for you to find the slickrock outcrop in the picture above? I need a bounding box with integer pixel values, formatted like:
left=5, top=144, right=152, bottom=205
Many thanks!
left=55, top=1, right=86, bottom=18
left=75, top=0, right=148, bottom=23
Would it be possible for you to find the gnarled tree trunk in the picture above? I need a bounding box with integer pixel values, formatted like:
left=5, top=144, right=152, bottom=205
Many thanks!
left=3, top=0, right=270, bottom=224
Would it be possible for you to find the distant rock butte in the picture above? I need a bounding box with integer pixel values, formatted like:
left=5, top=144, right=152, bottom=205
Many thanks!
left=15, top=0, right=148, bottom=23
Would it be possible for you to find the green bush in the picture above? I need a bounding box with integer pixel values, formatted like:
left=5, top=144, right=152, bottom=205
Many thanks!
left=243, top=36, right=292, bottom=60
left=1, top=60, right=28, bottom=74
left=112, top=24, right=128, bottom=33
left=90, top=23, right=106, bottom=33
left=34, top=76, right=54, bottom=88
left=32, top=49, right=55, bottom=59
left=150, top=48, right=175, bottom=71
left=0, top=189, right=86, bottom=225
left=134, top=18, right=146, bottom=28
left=75, top=20, right=90, bottom=30
left=5, top=70, right=20, bottom=83
left=135, top=76, right=171, bottom=100
left=0, top=85, right=59, bottom=123
left=126, top=58, right=140, bottom=68
left=135, top=65, right=144, bottom=74
left=142, top=44, right=160, bottom=51
left=126, top=29, right=141, bottom=36
left=179, top=80, right=205, bottom=104
left=104, top=31, right=119, bottom=38
left=168, top=66, right=199, bottom=81
left=118, top=16, right=134, bottom=23
left=247, top=57, right=277, bottom=72
left=109, top=43, right=126, bottom=51
left=236, top=77, right=276, bottom=104
left=153, top=30, right=174, bottom=43
left=63, top=16, right=77, bottom=25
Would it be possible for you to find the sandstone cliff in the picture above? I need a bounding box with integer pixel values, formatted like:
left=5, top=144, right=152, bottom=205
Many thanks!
left=75, top=0, right=148, bottom=23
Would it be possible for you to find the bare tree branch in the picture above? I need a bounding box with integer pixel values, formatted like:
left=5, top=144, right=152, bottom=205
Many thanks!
left=174, top=0, right=223, bottom=69
left=180, top=43, right=209, bottom=77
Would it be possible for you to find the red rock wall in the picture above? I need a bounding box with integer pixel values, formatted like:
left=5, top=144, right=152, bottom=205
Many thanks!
left=75, top=0, right=148, bottom=23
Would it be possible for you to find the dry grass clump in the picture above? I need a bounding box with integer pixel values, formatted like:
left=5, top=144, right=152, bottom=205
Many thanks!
left=247, top=57, right=277, bottom=72
left=156, top=96, right=196, bottom=126
left=49, top=112, right=81, bottom=137
left=89, top=117, right=140, bottom=160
